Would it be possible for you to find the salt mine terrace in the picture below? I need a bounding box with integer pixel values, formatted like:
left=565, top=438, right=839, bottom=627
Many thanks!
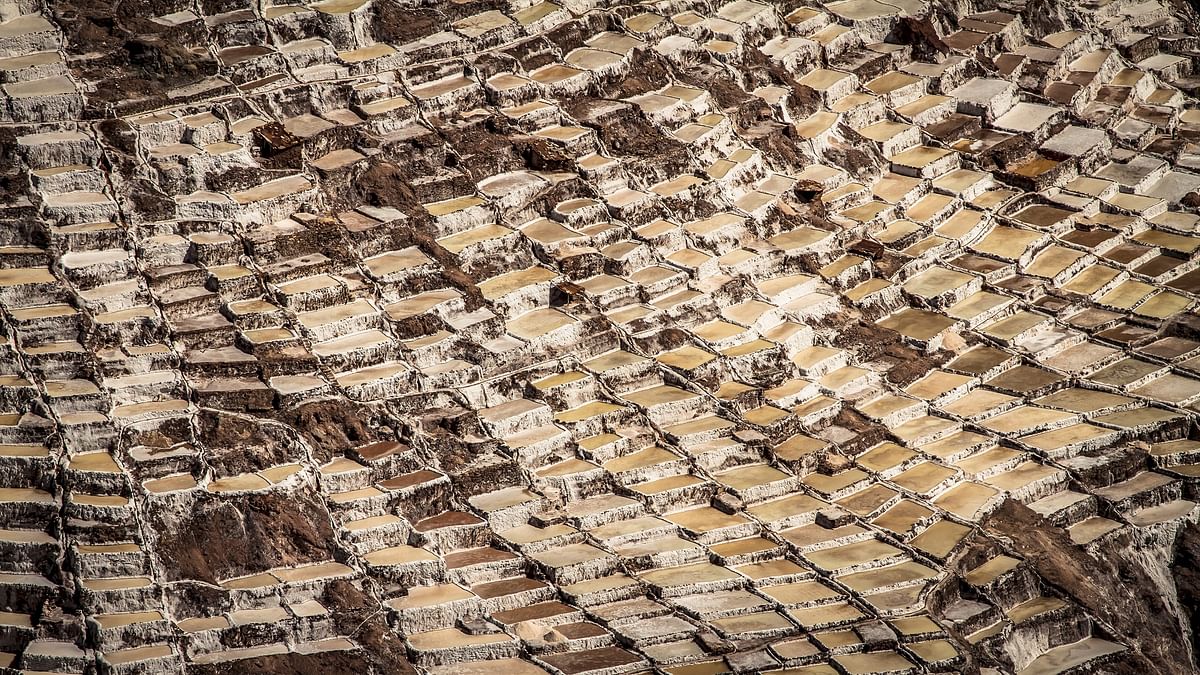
left=3, top=0, right=1200, bottom=673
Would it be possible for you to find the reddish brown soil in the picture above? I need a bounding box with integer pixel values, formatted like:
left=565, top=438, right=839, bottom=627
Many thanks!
left=352, top=160, right=426, bottom=215
left=279, top=399, right=381, bottom=465
left=369, top=5, right=441, bottom=45
left=153, top=491, right=335, bottom=584
left=608, top=54, right=673, bottom=98
left=983, top=500, right=1189, bottom=674
left=822, top=140, right=883, bottom=181
left=832, top=318, right=951, bottom=386
left=341, top=160, right=491, bottom=309
left=830, top=408, right=890, bottom=456
left=566, top=97, right=692, bottom=174
left=55, top=0, right=217, bottom=113
left=544, top=14, right=607, bottom=54
left=123, top=415, right=191, bottom=450
left=188, top=650, right=373, bottom=675
left=205, top=165, right=275, bottom=194
left=437, top=115, right=530, bottom=180
left=196, top=410, right=296, bottom=475
left=883, top=342, right=952, bottom=386
left=318, top=580, right=419, bottom=674
left=891, top=15, right=950, bottom=61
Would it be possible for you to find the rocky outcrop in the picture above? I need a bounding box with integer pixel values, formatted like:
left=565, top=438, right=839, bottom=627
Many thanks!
left=983, top=500, right=1195, bottom=673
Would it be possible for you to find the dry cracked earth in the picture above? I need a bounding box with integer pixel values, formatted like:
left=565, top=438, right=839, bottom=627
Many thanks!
left=9, top=0, right=1200, bottom=673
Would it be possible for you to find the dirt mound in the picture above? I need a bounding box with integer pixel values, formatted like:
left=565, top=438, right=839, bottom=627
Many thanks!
left=196, top=410, right=299, bottom=476
left=54, top=0, right=217, bottom=113
left=153, top=490, right=335, bottom=584
left=279, top=399, right=383, bottom=465
left=567, top=97, right=692, bottom=177
left=832, top=319, right=951, bottom=385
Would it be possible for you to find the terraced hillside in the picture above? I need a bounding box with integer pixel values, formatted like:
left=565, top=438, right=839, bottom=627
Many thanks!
left=5, top=0, right=1200, bottom=673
